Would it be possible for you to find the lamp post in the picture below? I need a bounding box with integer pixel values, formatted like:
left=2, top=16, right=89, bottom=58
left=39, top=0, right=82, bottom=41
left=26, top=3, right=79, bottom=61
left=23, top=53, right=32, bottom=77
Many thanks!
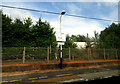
left=60, top=10, right=66, bottom=69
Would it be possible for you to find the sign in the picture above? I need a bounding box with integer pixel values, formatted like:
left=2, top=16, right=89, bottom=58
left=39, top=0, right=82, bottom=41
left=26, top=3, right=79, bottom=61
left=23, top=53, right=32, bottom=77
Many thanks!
left=56, top=33, right=66, bottom=45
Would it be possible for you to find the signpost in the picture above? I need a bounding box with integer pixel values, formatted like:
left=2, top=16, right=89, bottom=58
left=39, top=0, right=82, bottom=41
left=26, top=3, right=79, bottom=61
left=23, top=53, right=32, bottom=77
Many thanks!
left=56, top=33, right=65, bottom=69
left=57, top=10, right=66, bottom=69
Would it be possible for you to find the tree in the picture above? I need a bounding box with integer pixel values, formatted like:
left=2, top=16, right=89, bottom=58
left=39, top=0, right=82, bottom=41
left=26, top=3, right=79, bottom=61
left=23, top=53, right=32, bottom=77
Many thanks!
left=76, top=35, right=86, bottom=42
left=2, top=13, right=13, bottom=46
left=92, top=31, right=100, bottom=48
left=22, top=17, right=33, bottom=46
left=64, top=34, right=77, bottom=48
left=2, top=16, right=33, bottom=47
left=71, top=35, right=77, bottom=42
left=11, top=18, right=25, bottom=46
left=71, top=34, right=86, bottom=42
left=99, top=23, right=120, bottom=49
left=2, top=13, right=57, bottom=47
left=31, top=18, right=56, bottom=47
left=85, top=33, right=92, bottom=48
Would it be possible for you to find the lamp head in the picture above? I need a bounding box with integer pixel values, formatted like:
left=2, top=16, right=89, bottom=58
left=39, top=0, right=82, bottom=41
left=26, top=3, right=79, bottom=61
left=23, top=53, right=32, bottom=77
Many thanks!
left=61, top=10, right=66, bottom=15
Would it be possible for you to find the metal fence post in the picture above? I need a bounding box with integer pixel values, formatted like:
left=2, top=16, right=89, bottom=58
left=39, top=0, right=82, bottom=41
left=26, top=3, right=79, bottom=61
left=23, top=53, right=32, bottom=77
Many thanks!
left=116, top=49, right=118, bottom=59
left=47, top=47, right=49, bottom=62
left=88, top=48, right=89, bottom=60
left=90, top=48, right=92, bottom=60
left=55, top=47, right=58, bottom=60
left=23, top=47, right=25, bottom=64
left=104, top=48, right=106, bottom=60
left=69, top=47, right=71, bottom=61
left=72, top=56, right=74, bottom=60
left=32, top=47, right=34, bottom=60
left=50, top=45, right=51, bottom=60
left=108, top=49, right=110, bottom=59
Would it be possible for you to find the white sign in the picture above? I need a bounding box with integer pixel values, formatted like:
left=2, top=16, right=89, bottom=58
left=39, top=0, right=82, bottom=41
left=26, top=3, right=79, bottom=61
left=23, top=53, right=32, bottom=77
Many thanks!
left=56, top=33, right=66, bottom=42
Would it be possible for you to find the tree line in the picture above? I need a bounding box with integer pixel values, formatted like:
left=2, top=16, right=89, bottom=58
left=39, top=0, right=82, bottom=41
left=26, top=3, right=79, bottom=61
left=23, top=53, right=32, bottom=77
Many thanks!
left=2, top=12, right=57, bottom=47
left=2, top=12, right=120, bottom=50
left=100, top=23, right=120, bottom=49
left=63, top=23, right=120, bottom=49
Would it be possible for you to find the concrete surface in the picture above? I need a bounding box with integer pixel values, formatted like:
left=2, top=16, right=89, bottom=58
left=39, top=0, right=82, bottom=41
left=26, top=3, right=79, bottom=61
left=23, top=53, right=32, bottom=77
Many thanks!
left=2, top=65, right=120, bottom=84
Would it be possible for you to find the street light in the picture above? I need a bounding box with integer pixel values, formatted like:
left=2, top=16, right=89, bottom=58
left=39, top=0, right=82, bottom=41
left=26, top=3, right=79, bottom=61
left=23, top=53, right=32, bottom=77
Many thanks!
left=60, top=10, right=66, bottom=69
left=60, top=10, right=66, bottom=34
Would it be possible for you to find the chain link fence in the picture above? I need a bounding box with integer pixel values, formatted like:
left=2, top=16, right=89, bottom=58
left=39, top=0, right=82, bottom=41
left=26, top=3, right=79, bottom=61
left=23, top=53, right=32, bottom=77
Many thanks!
left=2, top=47, right=120, bottom=64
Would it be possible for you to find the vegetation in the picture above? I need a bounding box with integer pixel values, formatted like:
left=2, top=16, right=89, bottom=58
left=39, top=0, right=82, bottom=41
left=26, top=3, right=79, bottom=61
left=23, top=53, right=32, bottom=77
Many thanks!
left=99, top=23, right=120, bottom=49
left=2, top=12, right=120, bottom=60
left=71, top=34, right=86, bottom=42
left=64, top=23, right=120, bottom=50
left=64, top=34, right=92, bottom=48
left=2, top=13, right=57, bottom=47
left=64, top=34, right=77, bottom=48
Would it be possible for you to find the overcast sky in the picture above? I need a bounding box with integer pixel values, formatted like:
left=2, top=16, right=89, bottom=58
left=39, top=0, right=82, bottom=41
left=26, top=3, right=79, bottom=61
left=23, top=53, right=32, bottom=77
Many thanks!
left=2, top=0, right=119, bottom=37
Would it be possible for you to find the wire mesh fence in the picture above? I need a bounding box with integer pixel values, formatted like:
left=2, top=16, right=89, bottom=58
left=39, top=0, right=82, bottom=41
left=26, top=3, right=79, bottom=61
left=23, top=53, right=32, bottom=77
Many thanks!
left=2, top=47, right=120, bottom=64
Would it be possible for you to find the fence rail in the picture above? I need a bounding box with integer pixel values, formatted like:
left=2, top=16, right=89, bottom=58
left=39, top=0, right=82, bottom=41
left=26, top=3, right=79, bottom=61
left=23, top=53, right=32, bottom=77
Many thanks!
left=2, top=47, right=120, bottom=64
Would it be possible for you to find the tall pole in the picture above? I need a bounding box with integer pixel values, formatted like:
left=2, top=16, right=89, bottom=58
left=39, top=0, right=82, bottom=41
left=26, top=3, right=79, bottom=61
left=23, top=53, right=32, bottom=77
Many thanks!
left=60, top=15, right=63, bottom=69
left=59, top=10, right=66, bottom=69
left=60, top=44, right=63, bottom=69
left=60, top=15, right=62, bottom=35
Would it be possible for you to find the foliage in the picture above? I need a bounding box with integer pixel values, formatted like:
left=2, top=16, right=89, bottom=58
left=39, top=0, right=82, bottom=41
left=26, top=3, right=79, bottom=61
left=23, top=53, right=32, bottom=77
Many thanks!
left=71, top=34, right=86, bottom=42
left=64, top=34, right=77, bottom=48
left=31, top=18, right=57, bottom=47
left=2, top=13, right=56, bottom=47
left=2, top=13, right=13, bottom=46
left=2, top=47, right=23, bottom=60
left=85, top=33, right=92, bottom=48
left=92, top=31, right=100, bottom=48
left=64, top=34, right=93, bottom=48
left=99, top=23, right=120, bottom=49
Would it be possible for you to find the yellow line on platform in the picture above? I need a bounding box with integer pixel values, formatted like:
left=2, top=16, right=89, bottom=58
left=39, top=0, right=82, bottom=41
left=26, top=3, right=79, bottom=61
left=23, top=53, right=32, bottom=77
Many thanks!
left=9, top=79, right=20, bottom=82
left=28, top=77, right=38, bottom=80
left=38, top=76, right=48, bottom=79
left=56, top=74, right=72, bottom=77
left=2, top=79, right=20, bottom=83
left=28, top=76, right=48, bottom=80
left=2, top=81, right=9, bottom=83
